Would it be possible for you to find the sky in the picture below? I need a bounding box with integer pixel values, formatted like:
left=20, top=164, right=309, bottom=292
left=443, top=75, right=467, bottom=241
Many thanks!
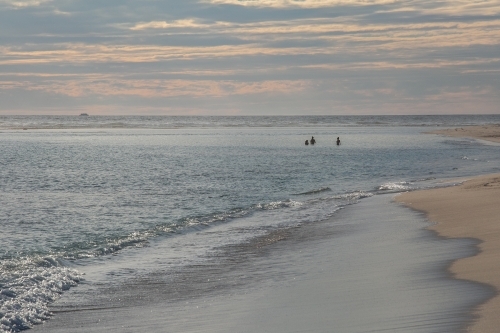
left=1, top=0, right=500, bottom=116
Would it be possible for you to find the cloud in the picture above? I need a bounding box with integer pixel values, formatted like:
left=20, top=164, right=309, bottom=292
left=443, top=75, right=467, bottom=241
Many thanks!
left=417, top=0, right=500, bottom=16
left=0, top=72, right=310, bottom=98
left=130, top=19, right=232, bottom=31
left=0, top=0, right=52, bottom=8
left=2, top=0, right=500, bottom=115
left=3, top=14, right=500, bottom=68
left=202, top=0, right=398, bottom=8
left=201, top=0, right=500, bottom=17
left=0, top=43, right=330, bottom=65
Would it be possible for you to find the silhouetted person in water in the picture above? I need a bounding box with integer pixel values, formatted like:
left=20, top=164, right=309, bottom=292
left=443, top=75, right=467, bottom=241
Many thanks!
left=336, top=137, right=341, bottom=146
left=310, top=136, right=316, bottom=145
left=305, top=139, right=309, bottom=145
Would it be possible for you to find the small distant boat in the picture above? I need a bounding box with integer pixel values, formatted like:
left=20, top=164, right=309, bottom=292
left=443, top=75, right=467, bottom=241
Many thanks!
left=79, top=113, right=89, bottom=116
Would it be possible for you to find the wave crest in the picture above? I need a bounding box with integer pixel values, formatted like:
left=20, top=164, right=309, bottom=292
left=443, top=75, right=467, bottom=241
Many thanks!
left=294, top=187, right=331, bottom=195
left=378, top=182, right=412, bottom=192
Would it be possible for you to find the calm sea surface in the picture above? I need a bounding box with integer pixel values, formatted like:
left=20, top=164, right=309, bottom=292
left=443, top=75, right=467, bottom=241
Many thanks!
left=1, top=115, right=500, bottom=332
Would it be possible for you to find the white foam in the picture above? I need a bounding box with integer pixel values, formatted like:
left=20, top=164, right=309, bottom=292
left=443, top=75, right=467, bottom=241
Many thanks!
left=0, top=257, right=81, bottom=333
left=257, top=200, right=303, bottom=210
left=378, top=182, right=412, bottom=192
left=333, top=191, right=374, bottom=201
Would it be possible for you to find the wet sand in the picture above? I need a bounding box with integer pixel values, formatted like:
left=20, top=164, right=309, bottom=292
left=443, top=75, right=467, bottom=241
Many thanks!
left=33, top=194, right=489, bottom=333
left=429, top=124, right=500, bottom=143
left=396, top=174, right=500, bottom=333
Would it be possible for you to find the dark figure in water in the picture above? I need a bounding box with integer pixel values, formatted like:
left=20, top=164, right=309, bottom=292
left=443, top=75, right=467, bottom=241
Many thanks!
left=310, top=136, right=316, bottom=145
left=305, top=140, right=309, bottom=145
left=336, top=137, right=341, bottom=146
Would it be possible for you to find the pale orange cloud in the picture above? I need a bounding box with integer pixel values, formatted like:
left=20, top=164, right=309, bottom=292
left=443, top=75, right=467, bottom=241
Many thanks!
left=2, top=16, right=500, bottom=67
left=130, top=19, right=233, bottom=31
left=202, top=0, right=398, bottom=8
left=5, top=76, right=310, bottom=98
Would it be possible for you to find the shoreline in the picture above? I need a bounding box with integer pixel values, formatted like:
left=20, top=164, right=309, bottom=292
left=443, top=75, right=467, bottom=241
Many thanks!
left=396, top=174, right=500, bottom=333
left=22, top=123, right=500, bottom=333
left=407, top=123, right=500, bottom=332
left=32, top=194, right=490, bottom=333
left=429, top=124, right=500, bottom=143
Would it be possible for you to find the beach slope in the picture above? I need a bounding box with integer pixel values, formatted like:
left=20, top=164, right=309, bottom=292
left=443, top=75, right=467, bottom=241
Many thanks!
left=396, top=174, right=500, bottom=333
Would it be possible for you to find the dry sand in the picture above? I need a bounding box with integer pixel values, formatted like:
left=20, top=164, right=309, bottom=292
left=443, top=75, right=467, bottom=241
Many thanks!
left=429, top=124, right=500, bottom=143
left=396, top=174, right=500, bottom=333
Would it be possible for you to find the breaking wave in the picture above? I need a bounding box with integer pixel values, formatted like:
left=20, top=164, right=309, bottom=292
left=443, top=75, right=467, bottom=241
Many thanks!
left=378, top=182, right=413, bottom=192
left=0, top=257, right=81, bottom=333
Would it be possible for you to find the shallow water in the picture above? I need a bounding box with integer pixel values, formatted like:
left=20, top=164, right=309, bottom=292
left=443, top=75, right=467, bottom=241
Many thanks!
left=1, top=115, right=500, bottom=332
left=32, top=195, right=492, bottom=333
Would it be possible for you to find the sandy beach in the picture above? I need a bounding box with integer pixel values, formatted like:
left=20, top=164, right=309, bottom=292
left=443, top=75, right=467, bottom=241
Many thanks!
left=397, top=125, right=500, bottom=332
left=397, top=174, right=500, bottom=333
left=429, top=124, right=500, bottom=143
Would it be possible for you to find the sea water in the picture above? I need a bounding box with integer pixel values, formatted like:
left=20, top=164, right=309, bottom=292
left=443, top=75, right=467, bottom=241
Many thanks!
left=1, top=115, right=500, bottom=332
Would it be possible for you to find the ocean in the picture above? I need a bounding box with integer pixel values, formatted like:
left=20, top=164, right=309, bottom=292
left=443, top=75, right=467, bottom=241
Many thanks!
left=1, top=115, right=500, bottom=333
